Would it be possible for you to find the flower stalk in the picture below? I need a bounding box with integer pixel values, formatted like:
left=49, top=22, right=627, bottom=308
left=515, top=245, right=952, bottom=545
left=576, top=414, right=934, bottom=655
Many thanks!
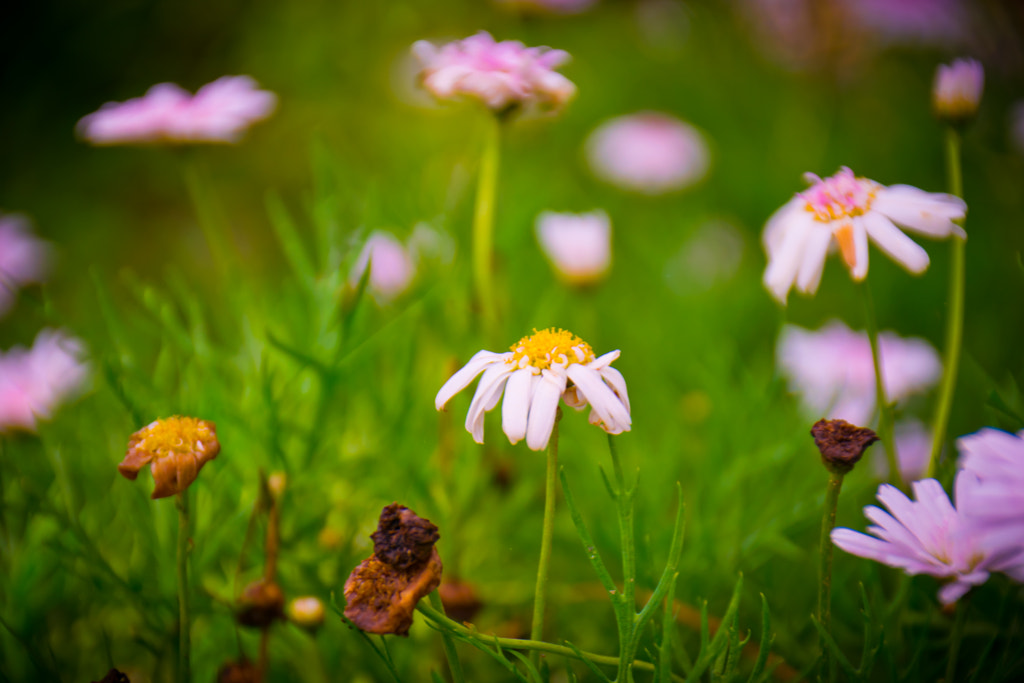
left=928, top=127, right=966, bottom=478
left=946, top=594, right=970, bottom=683
left=176, top=490, right=192, bottom=683
left=429, top=590, right=466, bottom=683
left=530, top=412, right=560, bottom=668
left=473, top=115, right=501, bottom=339
left=859, top=282, right=905, bottom=491
left=818, top=469, right=844, bottom=683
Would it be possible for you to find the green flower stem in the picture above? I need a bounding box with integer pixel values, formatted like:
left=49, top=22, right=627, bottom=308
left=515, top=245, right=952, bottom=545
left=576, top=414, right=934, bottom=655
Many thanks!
left=416, top=602, right=682, bottom=682
left=607, top=434, right=637, bottom=683
left=817, top=469, right=845, bottom=683
left=860, top=282, right=905, bottom=492
left=530, top=415, right=560, bottom=668
left=472, top=114, right=501, bottom=340
left=176, top=490, right=192, bottom=683
left=928, top=127, right=967, bottom=478
left=428, top=591, right=466, bottom=683
left=945, top=594, right=970, bottom=683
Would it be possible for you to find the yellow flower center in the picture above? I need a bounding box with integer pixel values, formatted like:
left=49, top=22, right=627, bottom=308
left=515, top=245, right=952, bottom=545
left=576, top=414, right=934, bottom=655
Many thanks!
left=138, top=416, right=214, bottom=457
left=508, top=328, right=595, bottom=370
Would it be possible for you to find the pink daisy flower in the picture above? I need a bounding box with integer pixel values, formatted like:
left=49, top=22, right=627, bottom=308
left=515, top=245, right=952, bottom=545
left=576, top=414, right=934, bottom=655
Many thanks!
left=0, top=330, right=89, bottom=433
left=0, top=214, right=51, bottom=318
left=77, top=76, right=277, bottom=145
left=412, top=32, right=576, bottom=114
left=535, top=210, right=612, bottom=285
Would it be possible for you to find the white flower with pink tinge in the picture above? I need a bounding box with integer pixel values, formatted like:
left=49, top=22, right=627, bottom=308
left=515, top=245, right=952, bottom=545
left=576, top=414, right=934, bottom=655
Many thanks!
left=78, top=76, right=277, bottom=145
left=956, top=428, right=1024, bottom=581
left=436, top=329, right=630, bottom=451
left=350, top=232, right=416, bottom=303
left=586, top=112, right=709, bottom=194
left=0, top=214, right=51, bottom=318
left=933, top=58, right=984, bottom=124
left=535, top=210, right=611, bottom=285
left=763, top=167, right=966, bottom=304
left=776, top=320, right=941, bottom=427
left=412, top=32, right=576, bottom=113
left=0, top=329, right=90, bottom=433
left=832, top=475, right=992, bottom=605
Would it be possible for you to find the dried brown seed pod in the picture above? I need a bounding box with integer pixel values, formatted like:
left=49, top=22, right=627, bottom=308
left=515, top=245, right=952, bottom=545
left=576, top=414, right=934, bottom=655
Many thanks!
left=236, top=578, right=285, bottom=629
left=811, top=418, right=879, bottom=475
left=343, top=503, right=443, bottom=636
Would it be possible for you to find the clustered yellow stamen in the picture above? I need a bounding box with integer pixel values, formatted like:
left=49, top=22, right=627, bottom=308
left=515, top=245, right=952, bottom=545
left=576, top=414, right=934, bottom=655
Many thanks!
left=508, top=328, right=595, bottom=370
left=137, top=416, right=215, bottom=457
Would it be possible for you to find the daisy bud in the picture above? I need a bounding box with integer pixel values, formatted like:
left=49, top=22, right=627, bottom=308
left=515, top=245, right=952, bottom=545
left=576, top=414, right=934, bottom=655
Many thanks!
left=236, top=578, right=285, bottom=629
left=287, top=596, right=326, bottom=632
left=933, top=58, right=983, bottom=126
left=216, top=659, right=258, bottom=683
left=811, top=418, right=879, bottom=475
left=343, top=503, right=443, bottom=636
left=118, top=416, right=220, bottom=499
left=267, top=471, right=287, bottom=500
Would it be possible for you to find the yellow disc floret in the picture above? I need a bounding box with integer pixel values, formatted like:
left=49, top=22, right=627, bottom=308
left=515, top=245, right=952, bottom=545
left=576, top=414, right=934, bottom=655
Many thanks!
left=508, top=328, right=595, bottom=370
left=137, top=416, right=216, bottom=457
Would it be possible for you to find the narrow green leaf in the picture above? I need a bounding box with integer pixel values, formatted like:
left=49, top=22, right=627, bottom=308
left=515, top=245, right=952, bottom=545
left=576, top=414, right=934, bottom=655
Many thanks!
left=746, top=594, right=773, bottom=683
left=266, top=193, right=317, bottom=286
left=559, top=469, right=619, bottom=599
left=811, top=614, right=858, bottom=680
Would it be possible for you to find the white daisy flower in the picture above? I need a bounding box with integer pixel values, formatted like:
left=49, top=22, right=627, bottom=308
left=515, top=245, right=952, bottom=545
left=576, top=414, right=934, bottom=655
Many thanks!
left=762, top=167, right=966, bottom=304
left=435, top=328, right=631, bottom=451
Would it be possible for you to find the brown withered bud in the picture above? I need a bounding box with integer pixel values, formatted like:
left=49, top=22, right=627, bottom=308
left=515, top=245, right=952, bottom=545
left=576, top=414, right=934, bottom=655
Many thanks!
left=236, top=578, right=285, bottom=628
left=811, top=418, right=879, bottom=474
left=439, top=578, right=483, bottom=624
left=216, top=659, right=258, bottom=683
left=118, top=416, right=220, bottom=499
left=371, top=503, right=441, bottom=569
left=343, top=503, right=443, bottom=636
left=92, top=670, right=130, bottom=683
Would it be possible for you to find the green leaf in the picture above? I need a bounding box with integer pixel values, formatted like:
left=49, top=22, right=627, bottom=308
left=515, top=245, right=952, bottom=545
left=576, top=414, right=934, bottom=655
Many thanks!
left=266, top=192, right=317, bottom=286
left=746, top=594, right=774, bottom=683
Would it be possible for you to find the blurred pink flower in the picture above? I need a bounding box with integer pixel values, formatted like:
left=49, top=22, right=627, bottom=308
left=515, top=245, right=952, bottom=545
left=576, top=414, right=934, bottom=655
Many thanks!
left=350, top=232, right=416, bottom=302
left=586, top=112, right=709, bottom=194
left=933, top=58, right=984, bottom=124
left=0, top=214, right=51, bottom=318
left=832, top=475, right=992, bottom=605
left=535, top=210, right=611, bottom=285
left=871, top=418, right=932, bottom=481
left=412, top=32, right=576, bottom=113
left=776, top=320, right=941, bottom=427
left=763, top=167, right=966, bottom=304
left=664, top=221, right=744, bottom=295
left=77, top=76, right=277, bottom=145
left=957, top=428, right=1024, bottom=581
left=0, top=329, right=89, bottom=433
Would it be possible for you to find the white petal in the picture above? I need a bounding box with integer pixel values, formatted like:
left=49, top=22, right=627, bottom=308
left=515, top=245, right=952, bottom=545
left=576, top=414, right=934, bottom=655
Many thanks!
left=435, top=350, right=508, bottom=410
left=566, top=364, right=631, bottom=434
left=525, top=369, right=567, bottom=451
left=795, top=226, right=833, bottom=294
left=872, top=186, right=966, bottom=239
left=763, top=211, right=815, bottom=303
left=597, top=365, right=630, bottom=413
left=589, top=349, right=621, bottom=370
left=762, top=197, right=805, bottom=255
left=863, top=211, right=929, bottom=274
left=501, top=368, right=536, bottom=445
left=464, top=364, right=514, bottom=444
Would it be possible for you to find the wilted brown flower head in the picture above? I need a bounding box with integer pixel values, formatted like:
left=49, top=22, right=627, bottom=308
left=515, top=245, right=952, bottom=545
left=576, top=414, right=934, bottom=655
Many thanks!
left=92, top=669, right=130, bottom=683
left=439, top=578, right=483, bottom=624
left=811, top=418, right=879, bottom=474
left=118, top=416, right=220, bottom=499
left=236, top=578, right=285, bottom=629
left=343, top=503, right=443, bottom=636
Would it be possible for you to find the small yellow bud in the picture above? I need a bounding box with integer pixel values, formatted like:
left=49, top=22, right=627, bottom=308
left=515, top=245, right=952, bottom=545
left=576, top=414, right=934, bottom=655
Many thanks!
left=287, top=596, right=326, bottom=631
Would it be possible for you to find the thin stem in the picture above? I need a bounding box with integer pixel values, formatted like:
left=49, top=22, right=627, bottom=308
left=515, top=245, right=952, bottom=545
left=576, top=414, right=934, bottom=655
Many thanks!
left=817, top=470, right=845, bottom=683
left=928, top=127, right=967, bottom=478
left=530, top=416, right=560, bottom=669
left=945, top=594, right=970, bottom=682
left=860, top=282, right=905, bottom=492
left=176, top=491, right=192, bottom=683
left=429, top=591, right=466, bottom=683
left=608, top=434, right=636, bottom=683
left=472, top=114, right=501, bottom=340
left=416, top=603, right=682, bottom=682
